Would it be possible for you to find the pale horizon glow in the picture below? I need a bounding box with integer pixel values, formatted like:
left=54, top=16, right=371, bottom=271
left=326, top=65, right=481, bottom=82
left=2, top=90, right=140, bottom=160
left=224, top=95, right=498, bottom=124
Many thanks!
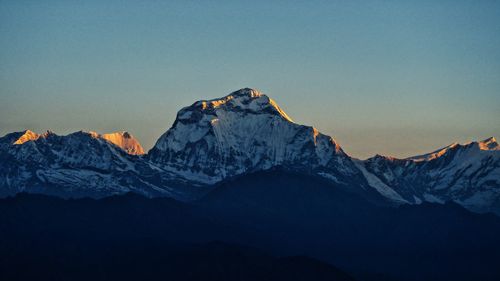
left=1, top=1, right=499, bottom=159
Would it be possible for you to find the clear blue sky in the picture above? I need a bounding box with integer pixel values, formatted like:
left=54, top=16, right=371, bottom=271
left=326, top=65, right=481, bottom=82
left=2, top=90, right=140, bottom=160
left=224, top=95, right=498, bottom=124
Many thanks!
left=1, top=0, right=499, bottom=159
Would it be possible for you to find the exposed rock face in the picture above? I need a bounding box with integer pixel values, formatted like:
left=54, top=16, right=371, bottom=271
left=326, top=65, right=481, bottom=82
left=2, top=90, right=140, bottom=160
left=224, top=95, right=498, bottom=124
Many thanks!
left=148, top=88, right=361, bottom=184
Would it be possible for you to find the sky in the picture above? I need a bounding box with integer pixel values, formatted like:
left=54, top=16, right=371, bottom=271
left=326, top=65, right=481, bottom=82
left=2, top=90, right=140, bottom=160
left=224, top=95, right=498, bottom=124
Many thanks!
left=1, top=0, right=499, bottom=159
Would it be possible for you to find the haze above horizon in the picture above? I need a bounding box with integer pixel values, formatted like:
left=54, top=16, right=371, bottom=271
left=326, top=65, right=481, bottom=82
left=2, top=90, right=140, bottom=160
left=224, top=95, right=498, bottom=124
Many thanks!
left=1, top=1, right=499, bottom=159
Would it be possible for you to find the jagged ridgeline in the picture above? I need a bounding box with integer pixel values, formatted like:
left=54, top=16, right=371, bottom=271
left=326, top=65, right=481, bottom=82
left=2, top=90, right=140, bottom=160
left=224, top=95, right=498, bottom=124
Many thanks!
left=0, top=88, right=499, bottom=214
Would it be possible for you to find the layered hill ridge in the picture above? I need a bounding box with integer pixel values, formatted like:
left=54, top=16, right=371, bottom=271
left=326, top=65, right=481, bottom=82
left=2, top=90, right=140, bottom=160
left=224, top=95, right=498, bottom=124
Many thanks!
left=0, top=88, right=498, bottom=214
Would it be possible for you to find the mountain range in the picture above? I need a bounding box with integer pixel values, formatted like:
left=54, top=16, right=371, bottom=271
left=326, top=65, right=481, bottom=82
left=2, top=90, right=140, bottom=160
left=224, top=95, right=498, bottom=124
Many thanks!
left=0, top=88, right=499, bottom=214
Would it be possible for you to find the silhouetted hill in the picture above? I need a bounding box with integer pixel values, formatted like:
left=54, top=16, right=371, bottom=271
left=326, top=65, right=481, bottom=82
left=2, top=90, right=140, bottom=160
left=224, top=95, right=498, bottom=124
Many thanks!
left=199, top=170, right=500, bottom=281
left=1, top=170, right=500, bottom=280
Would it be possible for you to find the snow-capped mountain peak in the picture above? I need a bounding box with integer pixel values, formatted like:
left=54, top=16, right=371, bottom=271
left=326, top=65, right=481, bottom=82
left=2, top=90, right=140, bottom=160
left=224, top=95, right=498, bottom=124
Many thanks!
left=0, top=128, right=178, bottom=199
left=11, top=130, right=55, bottom=145
left=405, top=137, right=498, bottom=162
left=149, top=88, right=358, bottom=184
left=12, top=130, right=40, bottom=145
left=0, top=88, right=498, bottom=215
left=180, top=88, right=293, bottom=124
left=407, top=142, right=460, bottom=162
left=4, top=129, right=145, bottom=156
left=477, top=137, right=498, bottom=151
left=101, top=131, right=145, bottom=155
left=360, top=137, right=500, bottom=213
